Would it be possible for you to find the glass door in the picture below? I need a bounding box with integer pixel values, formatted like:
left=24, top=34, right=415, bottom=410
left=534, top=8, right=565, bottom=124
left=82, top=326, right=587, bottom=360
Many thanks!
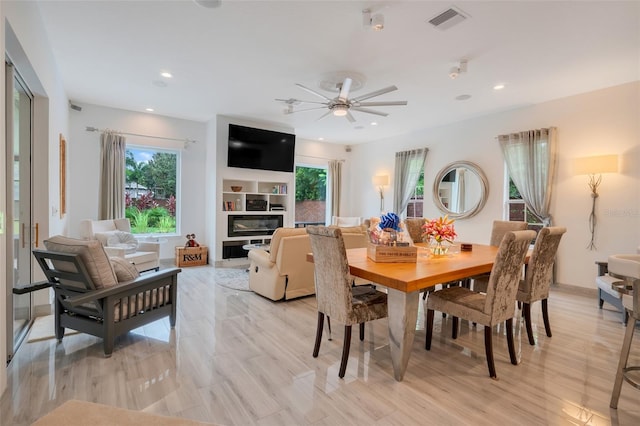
left=5, top=62, right=33, bottom=363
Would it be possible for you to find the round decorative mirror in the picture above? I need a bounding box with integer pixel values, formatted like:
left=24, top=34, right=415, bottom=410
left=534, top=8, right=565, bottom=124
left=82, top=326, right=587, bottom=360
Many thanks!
left=432, top=161, right=489, bottom=219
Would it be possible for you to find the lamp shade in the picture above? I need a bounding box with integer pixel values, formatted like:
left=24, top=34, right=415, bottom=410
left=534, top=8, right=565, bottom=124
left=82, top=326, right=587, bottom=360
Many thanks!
left=573, top=155, right=618, bottom=175
left=372, top=175, right=390, bottom=186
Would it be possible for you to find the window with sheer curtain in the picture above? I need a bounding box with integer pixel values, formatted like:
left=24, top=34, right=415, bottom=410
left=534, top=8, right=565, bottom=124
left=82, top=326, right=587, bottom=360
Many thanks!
left=393, top=148, right=428, bottom=218
left=499, top=127, right=557, bottom=229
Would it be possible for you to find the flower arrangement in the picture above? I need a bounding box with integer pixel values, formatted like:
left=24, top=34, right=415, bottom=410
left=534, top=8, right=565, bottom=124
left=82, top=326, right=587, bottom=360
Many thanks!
left=421, top=215, right=457, bottom=244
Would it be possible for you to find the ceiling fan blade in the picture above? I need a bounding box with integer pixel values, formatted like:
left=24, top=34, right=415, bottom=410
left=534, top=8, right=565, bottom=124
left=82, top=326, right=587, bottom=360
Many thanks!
left=316, top=110, right=333, bottom=121
left=345, top=111, right=356, bottom=123
left=296, top=83, right=333, bottom=101
left=287, top=106, right=327, bottom=113
left=356, top=101, right=408, bottom=107
left=350, top=107, right=389, bottom=117
left=275, top=98, right=327, bottom=105
left=351, top=85, right=398, bottom=102
left=338, top=78, right=352, bottom=103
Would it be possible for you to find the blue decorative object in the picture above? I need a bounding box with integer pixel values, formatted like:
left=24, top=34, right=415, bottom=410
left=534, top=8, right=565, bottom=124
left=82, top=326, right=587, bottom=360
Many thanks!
left=379, top=212, right=401, bottom=232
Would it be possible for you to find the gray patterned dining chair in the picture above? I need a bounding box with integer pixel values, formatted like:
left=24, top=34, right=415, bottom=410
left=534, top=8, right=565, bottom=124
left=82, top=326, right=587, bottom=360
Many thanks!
left=425, top=229, right=535, bottom=379
left=306, top=226, right=388, bottom=378
left=473, top=227, right=566, bottom=345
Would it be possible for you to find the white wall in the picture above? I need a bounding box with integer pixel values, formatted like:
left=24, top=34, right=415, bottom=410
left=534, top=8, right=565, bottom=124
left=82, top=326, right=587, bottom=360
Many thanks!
left=68, top=103, right=207, bottom=259
left=1, top=0, right=69, bottom=395
left=350, top=82, right=640, bottom=290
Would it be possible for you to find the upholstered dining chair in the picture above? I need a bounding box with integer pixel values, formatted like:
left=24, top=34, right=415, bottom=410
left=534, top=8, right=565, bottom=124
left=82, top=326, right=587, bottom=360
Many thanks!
left=473, top=227, right=566, bottom=345
left=404, top=218, right=425, bottom=244
left=425, top=229, right=535, bottom=379
left=470, top=220, right=528, bottom=290
left=607, top=253, right=640, bottom=409
left=306, top=226, right=388, bottom=378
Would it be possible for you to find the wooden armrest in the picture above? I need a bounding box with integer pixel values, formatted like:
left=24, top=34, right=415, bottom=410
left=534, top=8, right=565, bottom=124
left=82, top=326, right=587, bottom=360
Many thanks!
left=66, top=268, right=181, bottom=306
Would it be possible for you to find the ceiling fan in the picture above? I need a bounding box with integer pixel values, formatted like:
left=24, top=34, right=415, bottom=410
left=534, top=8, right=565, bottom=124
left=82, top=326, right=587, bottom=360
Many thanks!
left=276, top=77, right=408, bottom=123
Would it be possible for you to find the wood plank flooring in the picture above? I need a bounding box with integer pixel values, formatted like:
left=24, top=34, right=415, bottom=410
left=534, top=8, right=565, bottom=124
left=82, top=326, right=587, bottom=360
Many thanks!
left=1, top=264, right=639, bottom=425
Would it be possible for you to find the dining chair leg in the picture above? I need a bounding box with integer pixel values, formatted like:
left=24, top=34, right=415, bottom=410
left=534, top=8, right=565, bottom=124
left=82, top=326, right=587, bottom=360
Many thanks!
left=359, top=323, right=365, bottom=341
left=339, top=325, right=352, bottom=378
left=326, top=316, right=332, bottom=341
left=313, top=312, right=324, bottom=358
left=425, top=309, right=434, bottom=350
left=484, top=326, right=497, bottom=379
left=452, top=316, right=459, bottom=339
left=523, top=302, right=535, bottom=345
left=506, top=318, right=518, bottom=365
left=541, top=299, right=552, bottom=337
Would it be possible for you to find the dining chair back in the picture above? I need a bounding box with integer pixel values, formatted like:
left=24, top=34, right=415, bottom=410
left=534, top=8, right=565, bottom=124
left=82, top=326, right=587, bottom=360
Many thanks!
left=489, top=220, right=528, bottom=246
left=306, top=225, right=388, bottom=378
left=425, top=229, right=536, bottom=379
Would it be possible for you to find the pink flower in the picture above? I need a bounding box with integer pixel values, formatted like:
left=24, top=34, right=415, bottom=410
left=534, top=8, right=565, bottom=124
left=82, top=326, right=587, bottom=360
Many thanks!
left=421, top=215, right=457, bottom=244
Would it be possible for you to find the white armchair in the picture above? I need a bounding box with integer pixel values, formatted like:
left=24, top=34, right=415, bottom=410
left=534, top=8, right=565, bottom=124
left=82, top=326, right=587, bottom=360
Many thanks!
left=79, top=218, right=160, bottom=272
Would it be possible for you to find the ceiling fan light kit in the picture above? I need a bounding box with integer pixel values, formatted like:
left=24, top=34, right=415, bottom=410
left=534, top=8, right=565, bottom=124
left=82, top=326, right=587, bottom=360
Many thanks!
left=276, top=76, right=408, bottom=122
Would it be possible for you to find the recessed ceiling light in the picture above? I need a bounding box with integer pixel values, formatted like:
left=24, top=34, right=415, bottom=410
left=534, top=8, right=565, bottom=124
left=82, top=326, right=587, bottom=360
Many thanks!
left=354, top=125, right=365, bottom=130
left=455, top=94, right=472, bottom=101
left=493, top=84, right=505, bottom=90
left=318, top=137, right=324, bottom=141
left=145, top=108, right=154, bottom=112
left=161, top=72, right=173, bottom=78
left=370, top=122, right=378, bottom=126
left=152, top=80, right=168, bottom=88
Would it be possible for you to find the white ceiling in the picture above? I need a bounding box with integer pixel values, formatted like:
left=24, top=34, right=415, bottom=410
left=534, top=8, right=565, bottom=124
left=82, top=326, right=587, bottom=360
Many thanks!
left=36, top=1, right=639, bottom=144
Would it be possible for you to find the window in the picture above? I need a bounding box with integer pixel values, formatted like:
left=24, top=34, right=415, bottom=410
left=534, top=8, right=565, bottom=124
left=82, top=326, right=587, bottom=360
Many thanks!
left=294, top=165, right=326, bottom=227
left=507, top=177, right=543, bottom=233
left=405, top=170, right=424, bottom=218
left=125, top=146, right=179, bottom=234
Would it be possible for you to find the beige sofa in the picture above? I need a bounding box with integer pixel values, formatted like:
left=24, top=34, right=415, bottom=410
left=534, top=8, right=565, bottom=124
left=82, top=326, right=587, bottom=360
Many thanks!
left=248, top=225, right=369, bottom=301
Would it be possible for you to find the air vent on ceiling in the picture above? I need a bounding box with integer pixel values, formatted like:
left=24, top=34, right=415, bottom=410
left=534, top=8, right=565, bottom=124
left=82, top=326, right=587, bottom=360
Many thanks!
left=428, top=7, right=468, bottom=30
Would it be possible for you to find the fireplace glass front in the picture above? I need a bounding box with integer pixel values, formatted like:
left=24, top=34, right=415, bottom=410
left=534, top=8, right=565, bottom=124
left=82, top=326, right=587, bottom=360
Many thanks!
left=228, top=215, right=283, bottom=237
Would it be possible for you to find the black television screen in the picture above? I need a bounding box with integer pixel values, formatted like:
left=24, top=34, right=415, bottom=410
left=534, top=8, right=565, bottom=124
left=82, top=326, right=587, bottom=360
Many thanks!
left=227, top=124, right=296, bottom=172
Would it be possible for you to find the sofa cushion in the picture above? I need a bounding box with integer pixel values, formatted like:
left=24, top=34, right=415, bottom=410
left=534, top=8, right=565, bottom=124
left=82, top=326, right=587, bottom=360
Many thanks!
left=110, top=257, right=140, bottom=282
left=44, top=235, right=119, bottom=289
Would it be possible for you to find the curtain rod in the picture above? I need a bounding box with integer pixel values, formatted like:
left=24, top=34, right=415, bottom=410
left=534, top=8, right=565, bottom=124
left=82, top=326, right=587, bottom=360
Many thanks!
left=85, top=126, right=197, bottom=146
left=297, top=154, right=345, bottom=162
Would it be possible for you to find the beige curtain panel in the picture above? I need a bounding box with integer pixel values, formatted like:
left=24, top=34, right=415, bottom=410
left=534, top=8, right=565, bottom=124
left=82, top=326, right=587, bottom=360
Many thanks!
left=329, top=160, right=342, bottom=218
left=99, top=131, right=126, bottom=220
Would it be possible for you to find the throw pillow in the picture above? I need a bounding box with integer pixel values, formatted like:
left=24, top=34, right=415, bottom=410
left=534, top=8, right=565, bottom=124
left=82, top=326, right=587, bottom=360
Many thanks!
left=95, top=231, right=138, bottom=254
left=110, top=257, right=140, bottom=282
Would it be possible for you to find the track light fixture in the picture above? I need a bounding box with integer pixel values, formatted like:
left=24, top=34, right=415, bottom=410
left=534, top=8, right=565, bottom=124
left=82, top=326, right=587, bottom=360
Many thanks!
left=449, top=59, right=468, bottom=79
left=363, top=9, right=384, bottom=31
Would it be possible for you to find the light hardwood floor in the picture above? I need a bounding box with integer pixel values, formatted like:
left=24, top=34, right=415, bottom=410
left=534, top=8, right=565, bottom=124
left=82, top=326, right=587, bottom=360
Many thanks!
left=1, top=264, right=639, bottom=425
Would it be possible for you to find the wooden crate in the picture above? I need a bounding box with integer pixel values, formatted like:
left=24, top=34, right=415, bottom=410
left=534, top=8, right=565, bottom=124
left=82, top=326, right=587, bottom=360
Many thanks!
left=367, top=243, right=417, bottom=263
left=175, top=246, right=208, bottom=267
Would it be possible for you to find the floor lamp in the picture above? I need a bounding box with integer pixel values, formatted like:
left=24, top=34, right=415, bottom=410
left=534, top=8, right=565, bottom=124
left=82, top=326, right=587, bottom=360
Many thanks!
left=372, top=175, right=389, bottom=212
left=573, top=154, right=618, bottom=250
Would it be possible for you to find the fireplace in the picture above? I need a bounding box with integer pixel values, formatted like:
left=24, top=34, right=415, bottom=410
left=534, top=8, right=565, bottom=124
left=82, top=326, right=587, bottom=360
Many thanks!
left=228, top=215, right=283, bottom=237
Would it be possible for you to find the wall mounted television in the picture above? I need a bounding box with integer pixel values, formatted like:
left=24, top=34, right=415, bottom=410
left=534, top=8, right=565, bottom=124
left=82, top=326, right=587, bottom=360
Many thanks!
left=227, top=124, right=296, bottom=173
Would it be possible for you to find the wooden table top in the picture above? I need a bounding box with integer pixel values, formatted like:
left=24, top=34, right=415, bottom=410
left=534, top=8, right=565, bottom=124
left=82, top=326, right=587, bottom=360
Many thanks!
left=307, top=243, right=528, bottom=294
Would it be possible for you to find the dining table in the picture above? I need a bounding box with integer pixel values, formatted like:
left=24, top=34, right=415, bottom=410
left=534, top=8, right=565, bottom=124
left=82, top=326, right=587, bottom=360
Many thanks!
left=308, top=243, right=525, bottom=381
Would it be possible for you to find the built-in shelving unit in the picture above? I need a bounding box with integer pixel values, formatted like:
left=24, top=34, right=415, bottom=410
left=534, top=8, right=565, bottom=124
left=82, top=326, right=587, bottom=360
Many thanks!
left=222, top=179, right=288, bottom=213
left=220, top=178, right=291, bottom=260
